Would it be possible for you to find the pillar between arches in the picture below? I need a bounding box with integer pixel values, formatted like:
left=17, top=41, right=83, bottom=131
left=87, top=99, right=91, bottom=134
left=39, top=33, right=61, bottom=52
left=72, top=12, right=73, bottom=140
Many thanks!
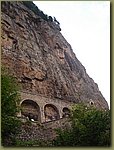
left=40, top=105, right=45, bottom=123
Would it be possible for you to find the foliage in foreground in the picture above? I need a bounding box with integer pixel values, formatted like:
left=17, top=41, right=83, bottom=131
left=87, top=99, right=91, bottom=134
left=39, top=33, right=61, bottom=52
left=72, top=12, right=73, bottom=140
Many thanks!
left=53, top=104, right=111, bottom=147
left=1, top=68, right=21, bottom=146
left=15, top=139, right=53, bottom=147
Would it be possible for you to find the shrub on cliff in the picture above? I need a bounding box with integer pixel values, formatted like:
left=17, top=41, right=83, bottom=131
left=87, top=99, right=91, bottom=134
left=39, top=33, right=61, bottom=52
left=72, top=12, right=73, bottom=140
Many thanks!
left=48, top=16, right=53, bottom=22
left=1, top=67, right=21, bottom=146
left=23, top=1, right=48, bottom=21
left=53, top=104, right=111, bottom=146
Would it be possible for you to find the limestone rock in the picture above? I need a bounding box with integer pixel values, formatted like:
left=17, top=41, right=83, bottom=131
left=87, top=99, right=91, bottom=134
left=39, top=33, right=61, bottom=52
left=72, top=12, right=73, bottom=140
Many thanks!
left=1, top=1, right=109, bottom=109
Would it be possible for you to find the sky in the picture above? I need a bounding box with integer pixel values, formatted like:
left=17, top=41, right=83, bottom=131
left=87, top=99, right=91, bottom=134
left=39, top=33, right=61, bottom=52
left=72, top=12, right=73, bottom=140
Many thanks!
left=33, top=1, right=110, bottom=108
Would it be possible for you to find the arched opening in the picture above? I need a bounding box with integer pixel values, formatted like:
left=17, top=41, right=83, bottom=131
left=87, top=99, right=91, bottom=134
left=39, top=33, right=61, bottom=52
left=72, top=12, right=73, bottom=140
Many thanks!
left=21, top=99, right=41, bottom=122
left=44, top=104, right=60, bottom=122
left=62, top=107, right=70, bottom=118
left=90, top=100, right=94, bottom=106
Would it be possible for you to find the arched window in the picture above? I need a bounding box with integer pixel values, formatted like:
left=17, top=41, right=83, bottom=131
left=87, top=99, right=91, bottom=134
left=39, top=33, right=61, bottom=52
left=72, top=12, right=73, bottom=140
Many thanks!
left=44, top=104, right=60, bottom=122
left=21, top=99, right=40, bottom=122
left=62, top=107, right=70, bottom=118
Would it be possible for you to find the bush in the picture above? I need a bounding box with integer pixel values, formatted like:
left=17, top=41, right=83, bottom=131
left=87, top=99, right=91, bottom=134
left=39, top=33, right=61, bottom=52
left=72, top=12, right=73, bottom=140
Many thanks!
left=15, top=139, right=53, bottom=147
left=1, top=67, right=21, bottom=146
left=53, top=103, right=111, bottom=146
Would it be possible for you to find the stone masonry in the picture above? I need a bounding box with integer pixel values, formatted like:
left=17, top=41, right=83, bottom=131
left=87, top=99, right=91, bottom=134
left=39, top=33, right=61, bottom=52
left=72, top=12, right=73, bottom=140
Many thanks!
left=18, top=91, right=73, bottom=123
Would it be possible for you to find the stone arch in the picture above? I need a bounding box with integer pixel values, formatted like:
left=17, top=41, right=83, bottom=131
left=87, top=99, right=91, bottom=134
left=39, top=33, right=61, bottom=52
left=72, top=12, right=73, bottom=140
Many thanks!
left=44, top=104, right=60, bottom=122
left=62, top=107, right=70, bottom=118
left=21, top=99, right=41, bottom=122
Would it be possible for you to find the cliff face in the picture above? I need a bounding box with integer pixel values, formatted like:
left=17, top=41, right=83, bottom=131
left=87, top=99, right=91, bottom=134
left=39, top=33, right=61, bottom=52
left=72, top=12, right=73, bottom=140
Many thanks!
left=1, top=1, right=108, bottom=109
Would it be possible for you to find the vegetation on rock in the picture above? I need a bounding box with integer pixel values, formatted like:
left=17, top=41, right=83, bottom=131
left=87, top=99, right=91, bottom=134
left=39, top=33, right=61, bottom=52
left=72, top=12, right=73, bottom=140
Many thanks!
left=23, top=1, right=60, bottom=24
left=53, top=104, right=111, bottom=146
left=1, top=67, right=21, bottom=146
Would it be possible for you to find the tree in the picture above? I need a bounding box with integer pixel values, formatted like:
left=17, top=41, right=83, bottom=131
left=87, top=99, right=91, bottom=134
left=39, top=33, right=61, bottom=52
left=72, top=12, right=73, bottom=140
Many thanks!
left=1, top=67, right=21, bottom=146
left=53, top=103, right=111, bottom=146
left=23, top=1, right=49, bottom=21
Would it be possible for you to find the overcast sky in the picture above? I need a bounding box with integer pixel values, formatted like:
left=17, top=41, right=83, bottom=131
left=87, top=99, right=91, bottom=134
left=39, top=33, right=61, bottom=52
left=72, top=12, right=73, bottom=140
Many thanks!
left=33, top=1, right=110, bottom=108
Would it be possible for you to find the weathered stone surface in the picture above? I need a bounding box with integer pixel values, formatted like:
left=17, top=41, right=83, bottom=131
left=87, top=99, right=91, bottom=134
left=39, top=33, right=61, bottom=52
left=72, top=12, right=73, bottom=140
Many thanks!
left=1, top=1, right=108, bottom=109
left=16, top=118, right=71, bottom=143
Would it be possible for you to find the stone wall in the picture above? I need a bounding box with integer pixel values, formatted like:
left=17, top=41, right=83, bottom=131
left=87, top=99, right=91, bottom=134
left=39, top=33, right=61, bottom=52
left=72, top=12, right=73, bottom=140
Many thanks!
left=18, top=91, right=73, bottom=123
left=16, top=117, right=71, bottom=142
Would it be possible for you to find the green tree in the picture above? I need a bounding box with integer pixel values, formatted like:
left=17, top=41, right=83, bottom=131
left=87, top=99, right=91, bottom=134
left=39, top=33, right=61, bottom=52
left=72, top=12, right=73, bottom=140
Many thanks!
left=53, top=103, right=111, bottom=146
left=1, top=68, right=21, bottom=146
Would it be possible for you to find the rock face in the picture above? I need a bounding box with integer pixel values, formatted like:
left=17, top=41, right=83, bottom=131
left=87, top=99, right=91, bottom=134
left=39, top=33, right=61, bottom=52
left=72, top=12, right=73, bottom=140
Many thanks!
left=1, top=1, right=108, bottom=110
